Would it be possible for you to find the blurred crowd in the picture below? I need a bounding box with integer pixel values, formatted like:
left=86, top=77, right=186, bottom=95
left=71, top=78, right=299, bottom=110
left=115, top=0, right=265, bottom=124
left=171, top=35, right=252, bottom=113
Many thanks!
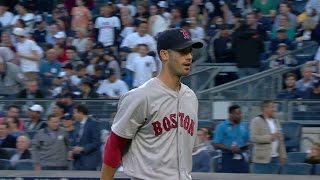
left=0, top=0, right=320, bottom=99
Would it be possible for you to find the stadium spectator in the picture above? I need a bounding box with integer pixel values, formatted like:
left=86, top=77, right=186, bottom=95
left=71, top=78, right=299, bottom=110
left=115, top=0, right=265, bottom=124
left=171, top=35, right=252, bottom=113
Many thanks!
left=269, top=43, right=296, bottom=68
left=188, top=17, right=205, bottom=40
left=78, top=77, right=99, bottom=98
left=250, top=100, right=287, bottom=170
left=13, top=27, right=41, bottom=80
left=0, top=122, right=16, bottom=148
left=80, top=38, right=94, bottom=66
left=305, top=142, right=320, bottom=164
left=127, top=44, right=157, bottom=88
left=197, top=127, right=214, bottom=151
left=119, top=14, right=135, bottom=41
left=33, top=20, right=47, bottom=45
left=0, top=57, right=25, bottom=96
left=0, top=105, right=24, bottom=130
left=96, top=68, right=129, bottom=98
left=102, top=49, right=121, bottom=79
left=252, top=0, right=277, bottom=17
left=0, top=2, right=13, bottom=30
left=62, top=113, right=76, bottom=143
left=90, top=65, right=106, bottom=87
left=11, top=2, right=35, bottom=32
left=134, top=1, right=149, bottom=23
left=54, top=31, right=67, bottom=47
left=158, top=1, right=171, bottom=19
left=7, top=117, right=24, bottom=138
left=301, top=81, right=320, bottom=99
left=60, top=93, right=75, bottom=115
left=65, top=46, right=83, bottom=68
left=72, top=28, right=89, bottom=54
left=39, top=48, right=61, bottom=95
left=71, top=104, right=101, bottom=170
left=169, top=6, right=183, bottom=28
left=117, top=0, right=137, bottom=17
left=269, top=28, right=294, bottom=53
left=71, top=0, right=91, bottom=31
left=213, top=105, right=249, bottom=173
left=274, top=1, right=297, bottom=28
left=95, top=2, right=121, bottom=48
left=1, top=32, right=15, bottom=53
left=272, top=14, right=296, bottom=41
left=63, top=0, right=94, bottom=13
left=211, top=24, right=234, bottom=63
left=246, top=12, right=267, bottom=41
left=305, top=0, right=320, bottom=17
left=296, top=65, right=318, bottom=92
left=32, top=114, right=70, bottom=170
left=277, top=73, right=302, bottom=99
left=17, top=79, right=44, bottom=99
left=25, top=104, right=46, bottom=131
left=148, top=4, right=170, bottom=37
left=10, top=135, right=32, bottom=167
left=46, top=24, right=59, bottom=45
left=192, top=132, right=211, bottom=173
left=54, top=44, right=68, bottom=64
left=296, top=17, right=317, bottom=42
left=52, top=101, right=66, bottom=120
left=70, top=64, right=87, bottom=87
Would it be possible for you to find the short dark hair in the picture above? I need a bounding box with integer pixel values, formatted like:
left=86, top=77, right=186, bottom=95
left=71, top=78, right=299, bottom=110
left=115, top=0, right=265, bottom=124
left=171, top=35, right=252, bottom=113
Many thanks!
left=260, top=100, right=274, bottom=109
left=76, top=64, right=86, bottom=71
left=47, top=114, right=58, bottom=121
left=66, top=45, right=77, bottom=52
left=75, top=104, right=89, bottom=115
left=7, top=104, right=20, bottom=111
left=285, top=73, right=296, bottom=80
left=200, top=127, right=212, bottom=139
left=228, top=105, right=240, bottom=114
left=55, top=101, right=66, bottom=113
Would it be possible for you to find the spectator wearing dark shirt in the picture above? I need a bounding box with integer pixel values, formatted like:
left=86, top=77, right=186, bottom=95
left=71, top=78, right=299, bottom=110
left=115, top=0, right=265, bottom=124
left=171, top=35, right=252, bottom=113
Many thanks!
left=212, top=25, right=234, bottom=63
left=33, top=21, right=47, bottom=45
left=78, top=77, right=99, bottom=98
left=10, top=135, right=32, bottom=167
left=277, top=73, right=302, bottom=99
left=302, top=82, right=320, bottom=99
left=0, top=122, right=16, bottom=148
left=305, top=143, right=320, bottom=165
left=60, top=93, right=75, bottom=115
left=269, top=28, right=294, bottom=53
left=17, top=79, right=44, bottom=99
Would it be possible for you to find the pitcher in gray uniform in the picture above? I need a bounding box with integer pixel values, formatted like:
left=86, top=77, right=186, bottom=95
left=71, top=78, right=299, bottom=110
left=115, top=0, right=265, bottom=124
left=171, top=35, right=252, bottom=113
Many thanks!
left=101, top=28, right=203, bottom=180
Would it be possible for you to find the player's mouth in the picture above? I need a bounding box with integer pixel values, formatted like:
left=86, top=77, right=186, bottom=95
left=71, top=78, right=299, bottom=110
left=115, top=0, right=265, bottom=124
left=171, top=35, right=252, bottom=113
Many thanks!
left=183, top=63, right=191, bottom=70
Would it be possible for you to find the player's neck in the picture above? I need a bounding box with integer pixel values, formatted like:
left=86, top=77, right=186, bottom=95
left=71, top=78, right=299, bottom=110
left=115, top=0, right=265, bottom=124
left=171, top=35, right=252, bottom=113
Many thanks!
left=158, top=71, right=181, bottom=92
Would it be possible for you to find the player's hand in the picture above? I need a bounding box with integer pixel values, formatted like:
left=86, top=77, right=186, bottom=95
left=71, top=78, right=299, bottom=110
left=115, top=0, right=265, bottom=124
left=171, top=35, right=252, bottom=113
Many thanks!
left=72, top=146, right=84, bottom=154
left=230, top=146, right=241, bottom=153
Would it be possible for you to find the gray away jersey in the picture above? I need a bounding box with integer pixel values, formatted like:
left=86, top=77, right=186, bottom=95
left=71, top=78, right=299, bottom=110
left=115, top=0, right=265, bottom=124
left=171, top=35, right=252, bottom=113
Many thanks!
left=111, top=78, right=199, bottom=180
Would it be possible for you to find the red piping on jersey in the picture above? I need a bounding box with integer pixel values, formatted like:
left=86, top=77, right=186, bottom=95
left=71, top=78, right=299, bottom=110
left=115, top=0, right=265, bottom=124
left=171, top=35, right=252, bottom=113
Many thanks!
left=103, top=131, right=131, bottom=168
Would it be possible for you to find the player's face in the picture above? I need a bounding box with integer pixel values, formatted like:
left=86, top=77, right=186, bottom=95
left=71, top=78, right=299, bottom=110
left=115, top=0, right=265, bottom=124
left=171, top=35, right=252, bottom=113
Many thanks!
left=167, top=46, right=193, bottom=77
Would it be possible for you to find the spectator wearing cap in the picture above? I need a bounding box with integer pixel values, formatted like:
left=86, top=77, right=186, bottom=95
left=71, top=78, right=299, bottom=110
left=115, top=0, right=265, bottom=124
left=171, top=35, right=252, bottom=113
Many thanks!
left=62, top=113, right=76, bottom=144
left=252, top=0, right=277, bottom=17
left=274, top=1, right=297, bottom=29
left=127, top=44, right=157, bottom=88
left=71, top=0, right=91, bottom=31
left=94, top=3, right=121, bottom=48
left=72, top=28, right=89, bottom=55
left=54, top=31, right=67, bottom=46
left=17, top=79, right=44, bottom=99
left=277, top=73, right=303, bottom=99
left=13, top=27, right=41, bottom=80
left=272, top=14, right=296, bottom=41
left=117, top=0, right=137, bottom=17
left=269, top=43, right=296, bottom=69
left=39, top=48, right=61, bottom=95
left=0, top=56, right=25, bottom=97
left=0, top=122, right=17, bottom=148
left=269, top=28, right=294, bottom=53
left=71, top=104, right=101, bottom=170
left=24, top=104, right=46, bottom=132
left=0, top=2, right=13, bottom=30
left=296, top=65, right=318, bottom=92
left=32, top=114, right=70, bottom=170
left=11, top=2, right=35, bottom=33
left=79, top=77, right=99, bottom=98
left=61, top=93, right=75, bottom=115
left=96, top=68, right=129, bottom=98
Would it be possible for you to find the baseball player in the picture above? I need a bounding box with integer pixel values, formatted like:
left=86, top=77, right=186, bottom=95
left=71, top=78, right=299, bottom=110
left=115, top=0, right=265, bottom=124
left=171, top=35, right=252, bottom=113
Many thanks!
left=101, top=28, right=203, bottom=180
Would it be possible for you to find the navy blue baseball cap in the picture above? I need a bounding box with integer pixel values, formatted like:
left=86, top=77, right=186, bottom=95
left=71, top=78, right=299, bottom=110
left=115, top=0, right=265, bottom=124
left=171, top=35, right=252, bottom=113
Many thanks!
left=157, top=28, right=203, bottom=54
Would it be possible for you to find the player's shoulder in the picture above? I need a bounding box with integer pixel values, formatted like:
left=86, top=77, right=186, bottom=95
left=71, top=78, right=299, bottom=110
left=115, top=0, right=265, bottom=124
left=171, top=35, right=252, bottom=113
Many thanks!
left=119, top=80, right=153, bottom=102
left=181, top=83, right=197, bottom=98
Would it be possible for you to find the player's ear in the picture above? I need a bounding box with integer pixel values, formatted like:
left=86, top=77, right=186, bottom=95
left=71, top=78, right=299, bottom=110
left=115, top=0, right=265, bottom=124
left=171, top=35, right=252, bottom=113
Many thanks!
left=159, top=50, right=169, bottom=61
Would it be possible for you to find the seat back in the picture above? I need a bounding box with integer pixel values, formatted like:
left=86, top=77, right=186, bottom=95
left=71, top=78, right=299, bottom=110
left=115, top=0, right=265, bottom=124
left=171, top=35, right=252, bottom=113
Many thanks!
left=250, top=163, right=280, bottom=174
left=287, top=152, right=307, bottom=163
left=0, top=159, right=11, bottom=170
left=14, top=160, right=34, bottom=170
left=281, top=163, right=312, bottom=175
left=281, top=122, right=302, bottom=152
left=2, top=148, right=17, bottom=158
left=315, top=164, right=320, bottom=175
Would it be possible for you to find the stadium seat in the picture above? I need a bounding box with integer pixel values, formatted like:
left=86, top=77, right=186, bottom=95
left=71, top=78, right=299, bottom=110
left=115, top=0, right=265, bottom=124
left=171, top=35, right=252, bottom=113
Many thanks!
left=250, top=163, right=280, bottom=174
left=315, top=164, right=320, bottom=175
left=0, top=159, right=11, bottom=170
left=281, top=163, right=312, bottom=175
left=198, top=119, right=215, bottom=130
left=287, top=152, right=307, bottom=163
left=14, top=160, right=34, bottom=170
left=2, top=148, right=17, bottom=158
left=281, top=122, right=302, bottom=152
left=210, top=151, right=222, bottom=172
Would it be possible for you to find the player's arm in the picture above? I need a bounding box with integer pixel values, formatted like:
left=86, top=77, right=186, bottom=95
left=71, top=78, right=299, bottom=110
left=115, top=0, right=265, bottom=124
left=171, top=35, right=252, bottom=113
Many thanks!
left=101, top=131, right=131, bottom=180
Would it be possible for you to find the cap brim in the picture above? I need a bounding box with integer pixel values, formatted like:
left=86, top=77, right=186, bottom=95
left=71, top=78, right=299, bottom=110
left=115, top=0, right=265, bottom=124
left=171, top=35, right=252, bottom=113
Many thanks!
left=172, top=40, right=204, bottom=50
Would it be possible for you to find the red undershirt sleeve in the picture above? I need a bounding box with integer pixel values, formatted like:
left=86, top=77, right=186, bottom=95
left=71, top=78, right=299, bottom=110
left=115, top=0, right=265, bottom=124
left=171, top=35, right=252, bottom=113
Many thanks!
left=103, top=131, right=131, bottom=168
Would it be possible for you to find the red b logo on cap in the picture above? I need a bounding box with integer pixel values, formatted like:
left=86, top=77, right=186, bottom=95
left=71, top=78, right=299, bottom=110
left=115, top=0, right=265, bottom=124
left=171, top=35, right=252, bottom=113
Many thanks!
left=180, top=29, right=190, bottom=40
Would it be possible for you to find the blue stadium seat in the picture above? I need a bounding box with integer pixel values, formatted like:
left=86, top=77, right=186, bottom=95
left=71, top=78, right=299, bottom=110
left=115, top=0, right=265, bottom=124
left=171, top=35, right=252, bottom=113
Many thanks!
left=281, top=122, right=302, bottom=152
left=210, top=151, right=222, bottom=172
left=14, top=160, right=34, bottom=170
left=250, top=163, right=280, bottom=174
left=287, top=152, right=307, bottom=163
left=281, top=163, right=312, bottom=175
left=0, top=159, right=11, bottom=170
left=315, top=164, right=320, bottom=175
left=295, top=54, right=313, bottom=65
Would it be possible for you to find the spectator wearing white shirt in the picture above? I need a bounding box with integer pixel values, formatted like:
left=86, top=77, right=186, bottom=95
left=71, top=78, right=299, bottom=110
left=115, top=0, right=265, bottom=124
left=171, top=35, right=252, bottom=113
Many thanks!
left=70, top=64, right=87, bottom=87
left=96, top=68, right=129, bottom=98
left=72, top=28, right=89, bottom=54
left=0, top=2, right=13, bottom=30
left=117, top=0, right=137, bottom=17
left=127, top=44, right=157, bottom=88
left=119, top=15, right=135, bottom=40
left=13, top=28, right=40, bottom=80
left=95, top=3, right=121, bottom=47
left=188, top=17, right=205, bottom=40
left=11, top=2, right=35, bottom=33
